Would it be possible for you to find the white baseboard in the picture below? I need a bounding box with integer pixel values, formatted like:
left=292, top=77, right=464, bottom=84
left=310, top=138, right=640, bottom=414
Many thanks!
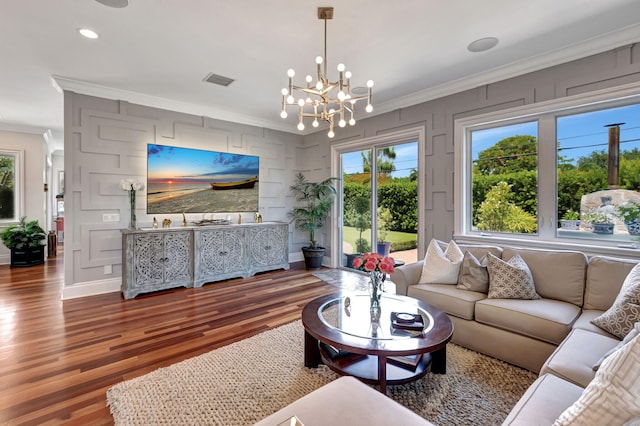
left=289, top=252, right=303, bottom=263
left=61, top=277, right=121, bottom=300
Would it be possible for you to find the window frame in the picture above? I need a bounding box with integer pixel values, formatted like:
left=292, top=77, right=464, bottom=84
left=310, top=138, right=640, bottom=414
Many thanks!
left=454, top=81, right=640, bottom=257
left=0, top=149, right=24, bottom=224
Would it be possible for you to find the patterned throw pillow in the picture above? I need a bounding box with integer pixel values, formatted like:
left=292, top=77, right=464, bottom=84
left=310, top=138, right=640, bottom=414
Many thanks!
left=419, top=239, right=464, bottom=284
left=591, top=263, right=640, bottom=339
left=456, top=251, right=489, bottom=293
left=554, top=333, right=640, bottom=425
left=486, top=253, right=540, bottom=300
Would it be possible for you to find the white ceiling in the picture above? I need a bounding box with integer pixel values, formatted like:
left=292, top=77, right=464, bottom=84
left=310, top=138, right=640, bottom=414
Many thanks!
left=2, top=0, right=640, bottom=153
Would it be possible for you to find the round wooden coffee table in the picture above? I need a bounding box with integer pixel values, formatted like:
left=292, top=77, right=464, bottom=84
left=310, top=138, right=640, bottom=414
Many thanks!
left=302, top=292, right=454, bottom=394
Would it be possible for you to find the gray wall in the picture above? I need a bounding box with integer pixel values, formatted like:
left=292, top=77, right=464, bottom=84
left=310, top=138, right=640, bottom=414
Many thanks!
left=306, top=43, right=640, bottom=258
left=62, top=93, right=301, bottom=298
left=63, top=43, right=640, bottom=298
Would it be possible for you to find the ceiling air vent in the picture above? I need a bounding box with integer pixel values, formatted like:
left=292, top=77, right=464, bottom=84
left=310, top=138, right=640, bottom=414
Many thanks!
left=203, top=73, right=235, bottom=87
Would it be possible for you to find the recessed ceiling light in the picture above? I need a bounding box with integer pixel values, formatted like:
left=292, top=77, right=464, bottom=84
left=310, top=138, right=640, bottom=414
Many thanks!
left=95, top=0, right=129, bottom=7
left=78, top=28, right=99, bottom=39
left=467, top=37, right=499, bottom=53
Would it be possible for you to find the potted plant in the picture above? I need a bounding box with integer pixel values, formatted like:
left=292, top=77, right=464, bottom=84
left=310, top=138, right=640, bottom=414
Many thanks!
left=560, top=209, right=580, bottom=230
left=584, top=212, right=614, bottom=234
left=615, top=200, right=640, bottom=236
left=288, top=172, right=338, bottom=270
left=376, top=207, right=393, bottom=256
left=1, top=216, right=47, bottom=267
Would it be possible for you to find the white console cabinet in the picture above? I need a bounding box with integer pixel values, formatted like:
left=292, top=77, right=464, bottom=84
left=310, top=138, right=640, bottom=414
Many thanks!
left=122, top=222, right=289, bottom=299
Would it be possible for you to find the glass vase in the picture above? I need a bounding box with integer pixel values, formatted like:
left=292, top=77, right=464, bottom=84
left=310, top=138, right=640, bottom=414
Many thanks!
left=368, top=271, right=384, bottom=322
left=129, top=189, right=137, bottom=229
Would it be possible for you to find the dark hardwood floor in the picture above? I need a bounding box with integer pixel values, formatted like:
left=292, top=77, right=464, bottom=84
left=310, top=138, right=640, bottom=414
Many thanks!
left=0, top=248, right=336, bottom=425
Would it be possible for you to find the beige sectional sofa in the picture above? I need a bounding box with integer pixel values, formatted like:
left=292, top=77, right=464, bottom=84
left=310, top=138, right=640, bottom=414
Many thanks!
left=391, top=241, right=639, bottom=424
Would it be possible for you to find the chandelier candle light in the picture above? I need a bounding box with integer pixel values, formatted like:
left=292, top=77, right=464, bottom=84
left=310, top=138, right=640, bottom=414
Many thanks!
left=352, top=252, right=395, bottom=321
left=280, top=6, right=374, bottom=138
left=120, top=179, right=144, bottom=229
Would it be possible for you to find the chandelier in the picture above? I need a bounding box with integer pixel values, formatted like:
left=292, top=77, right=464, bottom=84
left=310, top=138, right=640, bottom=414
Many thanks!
left=280, top=7, right=374, bottom=138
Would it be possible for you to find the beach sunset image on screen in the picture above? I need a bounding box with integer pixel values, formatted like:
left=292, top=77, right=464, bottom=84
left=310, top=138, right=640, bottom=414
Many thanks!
left=146, top=144, right=259, bottom=214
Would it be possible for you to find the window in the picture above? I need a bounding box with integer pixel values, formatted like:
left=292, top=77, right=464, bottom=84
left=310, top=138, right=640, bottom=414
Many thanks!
left=0, top=150, right=22, bottom=223
left=455, top=82, right=640, bottom=254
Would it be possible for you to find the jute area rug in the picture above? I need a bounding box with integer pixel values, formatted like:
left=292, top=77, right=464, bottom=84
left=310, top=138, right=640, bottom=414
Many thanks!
left=107, top=321, right=536, bottom=426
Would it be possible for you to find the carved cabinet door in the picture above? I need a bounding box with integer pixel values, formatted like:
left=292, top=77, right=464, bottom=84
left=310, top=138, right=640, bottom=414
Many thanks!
left=132, top=233, right=165, bottom=288
left=198, top=228, right=245, bottom=275
left=163, top=231, right=193, bottom=284
left=248, top=225, right=288, bottom=267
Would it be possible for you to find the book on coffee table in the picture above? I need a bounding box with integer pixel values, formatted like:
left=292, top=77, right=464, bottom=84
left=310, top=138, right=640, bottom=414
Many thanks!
left=387, top=353, right=423, bottom=371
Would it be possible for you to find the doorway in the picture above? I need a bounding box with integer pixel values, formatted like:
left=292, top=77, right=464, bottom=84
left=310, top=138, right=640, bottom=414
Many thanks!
left=334, top=130, right=422, bottom=268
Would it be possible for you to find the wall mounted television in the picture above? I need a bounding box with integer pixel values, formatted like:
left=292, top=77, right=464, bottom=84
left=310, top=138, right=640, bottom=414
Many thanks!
left=146, top=143, right=259, bottom=214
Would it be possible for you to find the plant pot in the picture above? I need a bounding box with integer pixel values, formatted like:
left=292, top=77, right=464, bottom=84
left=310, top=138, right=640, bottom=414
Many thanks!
left=345, top=253, right=361, bottom=269
left=592, top=223, right=614, bottom=234
left=376, top=241, right=392, bottom=257
left=10, top=245, right=45, bottom=267
left=625, top=219, right=640, bottom=236
left=560, top=220, right=580, bottom=230
left=301, top=246, right=326, bottom=270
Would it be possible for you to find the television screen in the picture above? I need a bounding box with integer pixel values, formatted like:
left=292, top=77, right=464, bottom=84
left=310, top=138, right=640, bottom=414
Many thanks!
left=146, top=143, right=259, bottom=214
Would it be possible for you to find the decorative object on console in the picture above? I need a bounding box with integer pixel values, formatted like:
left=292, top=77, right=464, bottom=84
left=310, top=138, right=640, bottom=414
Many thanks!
left=288, top=172, right=338, bottom=270
left=162, top=218, right=172, bottom=228
left=280, top=6, right=374, bottom=139
left=352, top=252, right=395, bottom=320
left=120, top=178, right=144, bottom=229
left=419, top=239, right=464, bottom=284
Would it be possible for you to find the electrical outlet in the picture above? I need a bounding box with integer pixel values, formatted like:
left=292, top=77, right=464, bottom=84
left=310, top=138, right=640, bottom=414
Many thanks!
left=103, top=213, right=120, bottom=222
left=104, top=264, right=113, bottom=275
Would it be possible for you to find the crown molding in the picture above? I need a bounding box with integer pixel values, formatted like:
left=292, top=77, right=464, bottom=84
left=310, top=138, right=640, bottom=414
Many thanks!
left=374, top=23, right=640, bottom=117
left=52, top=23, right=640, bottom=136
left=51, top=75, right=296, bottom=134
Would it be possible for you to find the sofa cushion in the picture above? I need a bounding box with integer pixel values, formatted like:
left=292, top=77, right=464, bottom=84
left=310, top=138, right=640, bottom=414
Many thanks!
left=419, top=239, right=463, bottom=284
left=571, top=310, right=617, bottom=338
left=252, top=376, right=434, bottom=426
left=553, top=333, right=640, bottom=426
left=475, top=298, right=580, bottom=345
left=502, top=373, right=584, bottom=426
left=540, top=329, right=620, bottom=387
left=593, top=321, right=640, bottom=371
left=584, top=255, right=638, bottom=311
left=486, top=253, right=540, bottom=300
left=502, top=248, right=587, bottom=306
left=456, top=251, right=489, bottom=293
left=408, top=283, right=486, bottom=320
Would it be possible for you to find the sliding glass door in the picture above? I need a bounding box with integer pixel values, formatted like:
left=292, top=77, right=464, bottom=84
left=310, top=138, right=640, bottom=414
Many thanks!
left=340, top=140, right=419, bottom=268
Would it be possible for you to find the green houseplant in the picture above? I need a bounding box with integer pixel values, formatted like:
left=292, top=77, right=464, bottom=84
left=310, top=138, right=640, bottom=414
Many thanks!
left=288, top=172, right=338, bottom=270
left=376, top=207, right=393, bottom=256
left=559, top=209, right=580, bottom=230
left=615, top=200, right=640, bottom=235
left=1, top=216, right=47, bottom=267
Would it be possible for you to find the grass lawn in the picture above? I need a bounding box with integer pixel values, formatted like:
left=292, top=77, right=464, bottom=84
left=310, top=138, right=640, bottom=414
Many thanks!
left=342, top=226, right=416, bottom=252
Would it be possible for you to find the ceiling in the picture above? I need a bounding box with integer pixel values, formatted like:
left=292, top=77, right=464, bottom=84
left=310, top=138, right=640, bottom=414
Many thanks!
left=2, top=0, right=640, bottom=153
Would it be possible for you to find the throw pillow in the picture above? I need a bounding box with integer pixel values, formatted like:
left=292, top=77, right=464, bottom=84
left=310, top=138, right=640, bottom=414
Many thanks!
left=419, top=239, right=464, bottom=284
left=593, top=321, right=640, bottom=371
left=554, top=333, right=640, bottom=425
left=456, top=251, right=489, bottom=293
left=486, top=253, right=540, bottom=300
left=591, top=262, right=640, bottom=339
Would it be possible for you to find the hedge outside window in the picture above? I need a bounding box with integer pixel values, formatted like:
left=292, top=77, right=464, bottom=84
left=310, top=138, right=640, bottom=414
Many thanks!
left=455, top=83, right=640, bottom=253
